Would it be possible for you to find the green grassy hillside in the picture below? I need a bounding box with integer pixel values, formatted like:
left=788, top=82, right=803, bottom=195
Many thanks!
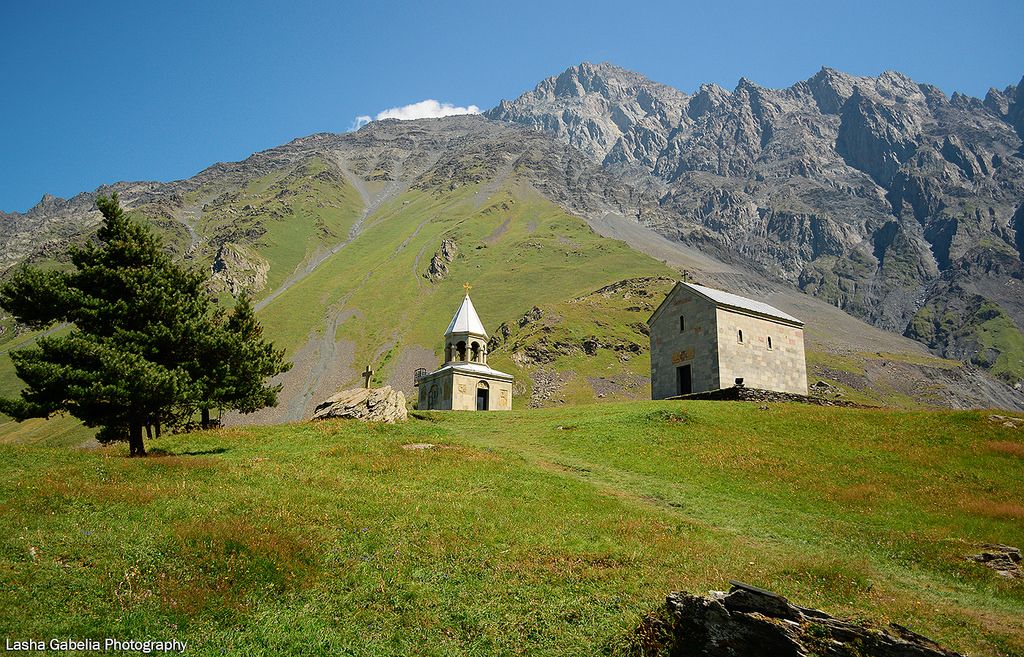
left=242, top=179, right=675, bottom=421
left=259, top=181, right=670, bottom=353
left=1, top=401, right=1021, bottom=656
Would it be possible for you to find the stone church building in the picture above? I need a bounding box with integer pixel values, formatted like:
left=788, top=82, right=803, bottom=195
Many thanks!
left=648, top=282, right=807, bottom=398
left=415, top=288, right=513, bottom=411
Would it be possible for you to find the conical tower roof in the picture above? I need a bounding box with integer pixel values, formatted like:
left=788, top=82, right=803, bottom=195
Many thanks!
left=445, top=292, right=487, bottom=338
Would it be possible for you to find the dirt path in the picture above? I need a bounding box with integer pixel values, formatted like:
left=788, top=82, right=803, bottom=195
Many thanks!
left=484, top=217, right=512, bottom=245
left=412, top=244, right=429, bottom=287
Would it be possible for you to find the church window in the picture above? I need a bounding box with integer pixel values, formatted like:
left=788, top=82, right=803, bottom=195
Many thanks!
left=767, top=336, right=773, bottom=350
left=737, top=329, right=743, bottom=343
left=456, top=341, right=467, bottom=361
left=445, top=344, right=453, bottom=362
left=679, top=316, right=685, bottom=332
left=471, top=342, right=481, bottom=362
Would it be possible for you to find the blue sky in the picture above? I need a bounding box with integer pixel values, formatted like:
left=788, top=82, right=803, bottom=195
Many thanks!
left=1, top=0, right=1022, bottom=212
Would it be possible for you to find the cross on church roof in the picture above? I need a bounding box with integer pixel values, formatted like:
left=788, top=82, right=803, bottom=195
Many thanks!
left=463, top=282, right=472, bottom=294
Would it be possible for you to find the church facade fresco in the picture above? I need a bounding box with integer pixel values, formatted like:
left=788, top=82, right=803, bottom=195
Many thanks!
left=415, top=285, right=514, bottom=411
left=648, top=282, right=808, bottom=399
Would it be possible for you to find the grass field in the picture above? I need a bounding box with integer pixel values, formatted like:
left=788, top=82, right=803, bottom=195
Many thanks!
left=1, top=401, right=1021, bottom=656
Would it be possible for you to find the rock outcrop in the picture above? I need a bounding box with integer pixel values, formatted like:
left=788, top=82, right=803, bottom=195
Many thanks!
left=312, top=386, right=407, bottom=423
left=209, top=241, right=270, bottom=296
left=424, top=238, right=459, bottom=281
left=970, top=544, right=1021, bottom=578
left=637, top=582, right=963, bottom=657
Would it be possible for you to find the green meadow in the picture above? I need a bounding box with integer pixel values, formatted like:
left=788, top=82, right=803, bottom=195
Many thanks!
left=1, top=401, right=1021, bottom=656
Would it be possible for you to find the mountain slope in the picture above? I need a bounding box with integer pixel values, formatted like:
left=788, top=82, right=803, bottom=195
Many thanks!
left=1, top=116, right=1022, bottom=445
left=487, top=62, right=1024, bottom=386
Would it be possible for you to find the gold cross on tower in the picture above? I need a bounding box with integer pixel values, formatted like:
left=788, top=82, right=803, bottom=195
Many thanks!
left=362, top=365, right=374, bottom=389
left=463, top=282, right=472, bottom=294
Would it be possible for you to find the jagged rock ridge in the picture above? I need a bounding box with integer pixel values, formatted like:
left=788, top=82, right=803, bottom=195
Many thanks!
left=488, top=63, right=1024, bottom=384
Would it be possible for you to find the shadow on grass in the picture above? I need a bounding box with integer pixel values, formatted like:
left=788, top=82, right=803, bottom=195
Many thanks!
left=409, top=411, right=447, bottom=422
left=148, top=447, right=231, bottom=457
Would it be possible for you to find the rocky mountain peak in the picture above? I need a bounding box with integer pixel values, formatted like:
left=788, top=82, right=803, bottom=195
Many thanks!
left=549, top=61, right=647, bottom=97
left=487, top=62, right=1024, bottom=385
left=484, top=61, right=689, bottom=165
left=36, top=193, right=65, bottom=210
left=804, top=67, right=858, bottom=114
left=874, top=70, right=926, bottom=100
left=983, top=77, right=1024, bottom=139
left=687, top=83, right=730, bottom=118
left=734, top=76, right=762, bottom=93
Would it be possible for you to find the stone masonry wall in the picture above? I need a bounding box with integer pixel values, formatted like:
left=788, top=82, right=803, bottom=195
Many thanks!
left=417, top=370, right=512, bottom=410
left=715, top=308, right=808, bottom=394
left=451, top=372, right=512, bottom=411
left=650, top=287, right=720, bottom=399
left=417, top=371, right=453, bottom=411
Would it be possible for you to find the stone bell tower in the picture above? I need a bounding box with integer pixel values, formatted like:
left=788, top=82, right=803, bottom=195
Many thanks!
left=444, top=284, right=490, bottom=366
left=415, top=284, right=514, bottom=411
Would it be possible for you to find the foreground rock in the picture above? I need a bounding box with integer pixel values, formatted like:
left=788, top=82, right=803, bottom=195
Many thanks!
left=637, top=581, right=963, bottom=657
left=312, top=386, right=407, bottom=423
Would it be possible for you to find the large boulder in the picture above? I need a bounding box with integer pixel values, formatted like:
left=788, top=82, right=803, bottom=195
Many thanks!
left=637, top=581, right=963, bottom=657
left=312, top=386, right=407, bottom=423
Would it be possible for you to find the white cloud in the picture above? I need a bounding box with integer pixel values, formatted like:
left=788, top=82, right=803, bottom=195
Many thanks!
left=350, top=99, right=480, bottom=131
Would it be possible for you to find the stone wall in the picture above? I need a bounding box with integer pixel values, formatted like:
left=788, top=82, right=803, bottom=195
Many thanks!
left=451, top=372, right=512, bottom=411
left=715, top=308, right=808, bottom=395
left=649, top=287, right=720, bottom=399
left=417, top=371, right=452, bottom=411
left=416, top=370, right=513, bottom=411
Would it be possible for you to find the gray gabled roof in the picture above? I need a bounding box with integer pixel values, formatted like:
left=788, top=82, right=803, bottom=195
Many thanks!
left=650, top=281, right=803, bottom=327
left=445, top=294, right=488, bottom=338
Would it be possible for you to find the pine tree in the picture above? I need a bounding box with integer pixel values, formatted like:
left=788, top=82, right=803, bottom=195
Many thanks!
left=0, top=194, right=287, bottom=455
left=192, top=292, right=290, bottom=427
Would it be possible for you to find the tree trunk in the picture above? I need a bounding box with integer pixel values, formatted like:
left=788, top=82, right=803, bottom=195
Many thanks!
left=128, top=420, right=146, bottom=457
left=155, top=419, right=161, bottom=439
left=201, top=407, right=211, bottom=430
left=145, top=423, right=153, bottom=441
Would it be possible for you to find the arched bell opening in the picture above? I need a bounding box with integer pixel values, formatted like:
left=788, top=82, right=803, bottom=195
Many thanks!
left=456, top=341, right=467, bottom=361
